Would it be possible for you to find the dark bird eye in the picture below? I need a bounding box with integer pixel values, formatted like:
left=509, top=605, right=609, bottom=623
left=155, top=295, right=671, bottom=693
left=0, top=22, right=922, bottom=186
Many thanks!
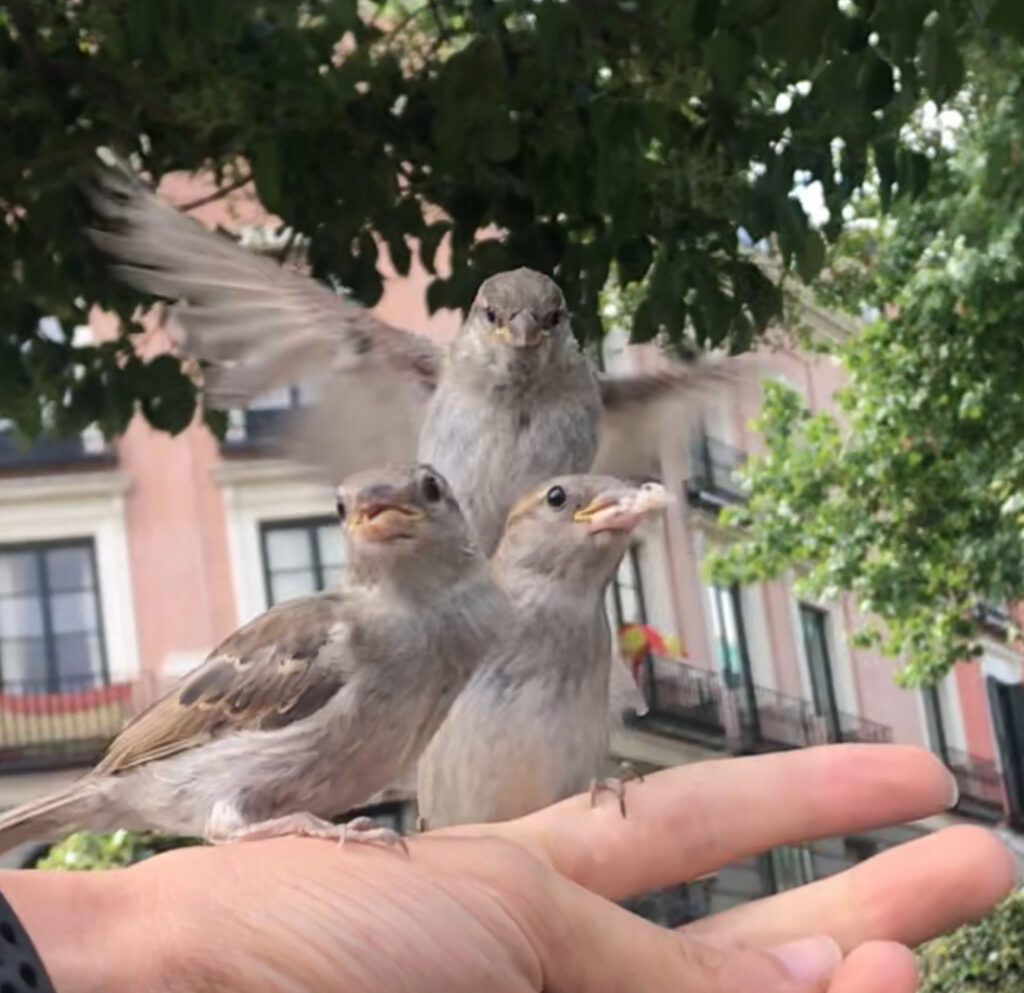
left=422, top=474, right=442, bottom=503
left=545, top=308, right=564, bottom=329
left=546, top=485, right=567, bottom=509
left=484, top=306, right=498, bottom=323
left=336, top=498, right=346, bottom=521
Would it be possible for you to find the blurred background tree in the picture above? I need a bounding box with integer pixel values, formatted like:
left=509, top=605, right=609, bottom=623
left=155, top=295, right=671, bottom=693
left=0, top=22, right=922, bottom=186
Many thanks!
left=3, top=0, right=1017, bottom=440
left=30, top=829, right=201, bottom=870
left=918, top=890, right=1024, bottom=992
left=709, top=42, right=1024, bottom=683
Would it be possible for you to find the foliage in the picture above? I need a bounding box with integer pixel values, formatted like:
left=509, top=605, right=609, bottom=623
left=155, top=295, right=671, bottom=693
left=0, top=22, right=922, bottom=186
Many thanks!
left=4, top=0, right=1021, bottom=437
left=32, top=829, right=202, bottom=871
left=918, top=889, right=1024, bottom=992
left=709, top=43, right=1024, bottom=684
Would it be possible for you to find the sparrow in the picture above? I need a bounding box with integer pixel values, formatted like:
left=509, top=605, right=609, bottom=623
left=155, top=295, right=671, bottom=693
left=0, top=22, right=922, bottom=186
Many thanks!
left=0, top=465, right=506, bottom=852
left=86, top=166, right=747, bottom=554
left=416, top=475, right=668, bottom=829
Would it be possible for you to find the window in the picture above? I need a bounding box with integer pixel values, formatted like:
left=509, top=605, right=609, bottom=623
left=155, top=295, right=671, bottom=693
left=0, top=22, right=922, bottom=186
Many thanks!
left=610, top=545, right=647, bottom=627
left=762, top=845, right=815, bottom=893
left=798, top=604, right=841, bottom=739
left=0, top=540, right=108, bottom=692
left=707, top=583, right=751, bottom=688
left=922, top=686, right=949, bottom=762
left=260, top=518, right=344, bottom=605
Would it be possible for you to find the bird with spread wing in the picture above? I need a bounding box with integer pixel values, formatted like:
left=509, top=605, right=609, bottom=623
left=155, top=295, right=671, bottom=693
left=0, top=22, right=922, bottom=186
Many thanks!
left=87, top=166, right=751, bottom=554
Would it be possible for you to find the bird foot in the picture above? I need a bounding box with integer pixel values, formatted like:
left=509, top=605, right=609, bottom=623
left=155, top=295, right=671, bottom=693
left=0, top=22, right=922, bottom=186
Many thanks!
left=590, top=777, right=629, bottom=818
left=215, top=811, right=409, bottom=854
left=618, top=760, right=645, bottom=785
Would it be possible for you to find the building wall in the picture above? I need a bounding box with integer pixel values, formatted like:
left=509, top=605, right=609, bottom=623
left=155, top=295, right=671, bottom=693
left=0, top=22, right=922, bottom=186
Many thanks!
left=0, top=174, right=1019, bottom=882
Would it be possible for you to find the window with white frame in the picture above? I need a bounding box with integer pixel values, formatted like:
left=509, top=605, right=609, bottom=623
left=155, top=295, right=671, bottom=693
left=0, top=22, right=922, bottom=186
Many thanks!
left=260, top=518, right=344, bottom=605
left=706, top=583, right=751, bottom=688
left=610, top=545, right=647, bottom=627
left=0, top=540, right=108, bottom=692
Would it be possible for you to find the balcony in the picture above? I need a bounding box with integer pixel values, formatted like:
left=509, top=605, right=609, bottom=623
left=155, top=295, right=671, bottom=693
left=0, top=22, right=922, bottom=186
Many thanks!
left=637, top=656, right=728, bottom=746
left=220, top=407, right=291, bottom=454
left=0, top=677, right=144, bottom=774
left=687, top=435, right=747, bottom=508
left=944, top=747, right=1005, bottom=823
left=0, top=425, right=114, bottom=472
left=633, top=656, right=893, bottom=755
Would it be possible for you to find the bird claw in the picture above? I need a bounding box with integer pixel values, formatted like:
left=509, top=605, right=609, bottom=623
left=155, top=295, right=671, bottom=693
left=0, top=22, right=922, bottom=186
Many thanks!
left=341, top=815, right=410, bottom=856
left=590, top=776, right=628, bottom=818
left=213, top=811, right=409, bottom=855
left=618, top=760, right=645, bottom=785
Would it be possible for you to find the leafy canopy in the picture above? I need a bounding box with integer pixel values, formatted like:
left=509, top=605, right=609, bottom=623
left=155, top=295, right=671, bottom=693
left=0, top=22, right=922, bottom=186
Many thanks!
left=3, top=0, right=1016, bottom=438
left=710, top=43, right=1024, bottom=684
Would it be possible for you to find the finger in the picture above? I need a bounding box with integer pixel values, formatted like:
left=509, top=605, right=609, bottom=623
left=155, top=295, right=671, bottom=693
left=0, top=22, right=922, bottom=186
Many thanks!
left=444, top=745, right=957, bottom=900
left=686, top=825, right=1015, bottom=951
left=538, top=885, right=844, bottom=993
left=827, top=942, right=917, bottom=993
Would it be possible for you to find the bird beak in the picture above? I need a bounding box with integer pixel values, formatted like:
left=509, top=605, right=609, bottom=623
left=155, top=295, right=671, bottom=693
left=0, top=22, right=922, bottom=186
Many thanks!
left=572, top=483, right=669, bottom=534
left=348, top=502, right=424, bottom=541
left=495, top=311, right=545, bottom=349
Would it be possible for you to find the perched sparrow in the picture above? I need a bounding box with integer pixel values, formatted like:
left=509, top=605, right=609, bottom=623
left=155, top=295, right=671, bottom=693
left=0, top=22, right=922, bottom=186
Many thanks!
left=87, top=167, right=746, bottom=553
left=0, top=465, right=505, bottom=853
left=417, top=476, right=668, bottom=829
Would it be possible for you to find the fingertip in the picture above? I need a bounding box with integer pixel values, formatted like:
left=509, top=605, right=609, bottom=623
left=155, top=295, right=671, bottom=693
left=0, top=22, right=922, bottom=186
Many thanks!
left=830, top=941, right=917, bottom=993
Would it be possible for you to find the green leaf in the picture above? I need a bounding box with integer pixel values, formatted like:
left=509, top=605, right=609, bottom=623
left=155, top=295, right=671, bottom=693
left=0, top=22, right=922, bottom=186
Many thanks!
left=859, top=52, right=895, bottom=111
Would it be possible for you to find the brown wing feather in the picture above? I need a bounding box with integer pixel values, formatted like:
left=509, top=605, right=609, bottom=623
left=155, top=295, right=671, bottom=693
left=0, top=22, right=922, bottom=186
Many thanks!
left=93, top=595, right=350, bottom=776
left=85, top=164, right=443, bottom=409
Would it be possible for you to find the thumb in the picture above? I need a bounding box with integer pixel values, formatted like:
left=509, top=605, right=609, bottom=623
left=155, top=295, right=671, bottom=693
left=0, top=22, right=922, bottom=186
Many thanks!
left=541, top=889, right=842, bottom=992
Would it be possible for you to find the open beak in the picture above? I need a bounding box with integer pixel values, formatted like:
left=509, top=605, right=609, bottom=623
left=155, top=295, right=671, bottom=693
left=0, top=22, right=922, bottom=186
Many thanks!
left=348, top=502, right=424, bottom=541
left=572, top=482, right=670, bottom=534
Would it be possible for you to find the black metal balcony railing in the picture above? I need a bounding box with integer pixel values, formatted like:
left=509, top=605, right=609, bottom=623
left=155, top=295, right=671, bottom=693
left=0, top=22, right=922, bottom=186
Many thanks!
left=0, top=676, right=142, bottom=774
left=972, top=601, right=1012, bottom=633
left=944, top=747, right=1005, bottom=821
left=220, top=408, right=292, bottom=452
left=0, top=430, right=114, bottom=471
left=635, top=655, right=894, bottom=753
left=687, top=436, right=748, bottom=507
left=640, top=656, right=727, bottom=740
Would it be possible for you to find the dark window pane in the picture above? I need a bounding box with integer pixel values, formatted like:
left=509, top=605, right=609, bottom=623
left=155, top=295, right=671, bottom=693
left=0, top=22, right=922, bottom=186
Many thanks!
left=53, top=633, right=103, bottom=683
left=0, top=553, right=38, bottom=595
left=50, top=592, right=99, bottom=635
left=0, top=595, right=44, bottom=637
left=45, top=546, right=93, bottom=592
left=0, top=636, right=48, bottom=685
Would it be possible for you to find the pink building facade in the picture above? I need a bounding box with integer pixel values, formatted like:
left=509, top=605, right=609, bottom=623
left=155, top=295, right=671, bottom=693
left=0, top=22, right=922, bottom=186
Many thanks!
left=0, top=174, right=1020, bottom=906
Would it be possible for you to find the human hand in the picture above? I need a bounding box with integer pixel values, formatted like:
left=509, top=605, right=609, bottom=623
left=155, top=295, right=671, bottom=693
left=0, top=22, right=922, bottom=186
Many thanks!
left=6, top=745, right=1013, bottom=993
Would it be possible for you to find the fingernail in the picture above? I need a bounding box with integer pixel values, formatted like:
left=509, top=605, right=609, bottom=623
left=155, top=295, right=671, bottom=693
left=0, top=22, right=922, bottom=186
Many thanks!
left=767, top=936, right=842, bottom=984
left=946, top=768, right=960, bottom=810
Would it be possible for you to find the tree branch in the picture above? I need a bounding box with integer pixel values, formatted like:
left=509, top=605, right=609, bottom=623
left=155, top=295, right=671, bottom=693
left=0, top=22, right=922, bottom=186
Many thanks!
left=178, top=172, right=254, bottom=213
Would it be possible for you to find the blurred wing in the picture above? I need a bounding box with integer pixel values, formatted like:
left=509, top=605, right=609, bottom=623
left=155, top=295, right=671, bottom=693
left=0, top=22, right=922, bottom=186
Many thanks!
left=608, top=650, right=649, bottom=724
left=86, top=165, right=442, bottom=476
left=593, top=359, right=755, bottom=479
left=93, top=594, right=353, bottom=776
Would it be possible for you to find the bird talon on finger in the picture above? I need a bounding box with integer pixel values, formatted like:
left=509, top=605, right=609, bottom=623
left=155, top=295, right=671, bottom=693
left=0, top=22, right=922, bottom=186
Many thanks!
left=589, top=777, right=629, bottom=818
left=340, top=820, right=410, bottom=856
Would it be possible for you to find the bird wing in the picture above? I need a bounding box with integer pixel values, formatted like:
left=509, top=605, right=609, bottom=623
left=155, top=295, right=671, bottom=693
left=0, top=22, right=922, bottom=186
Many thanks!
left=593, top=359, right=754, bottom=479
left=92, top=594, right=353, bottom=776
left=86, top=165, right=442, bottom=478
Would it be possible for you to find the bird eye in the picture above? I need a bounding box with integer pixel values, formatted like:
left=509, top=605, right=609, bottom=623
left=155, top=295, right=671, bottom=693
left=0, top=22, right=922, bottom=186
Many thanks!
left=546, top=485, right=567, bottom=509
left=544, top=308, right=563, bottom=330
left=422, top=474, right=443, bottom=503
left=484, top=306, right=498, bottom=324
left=336, top=498, right=346, bottom=521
